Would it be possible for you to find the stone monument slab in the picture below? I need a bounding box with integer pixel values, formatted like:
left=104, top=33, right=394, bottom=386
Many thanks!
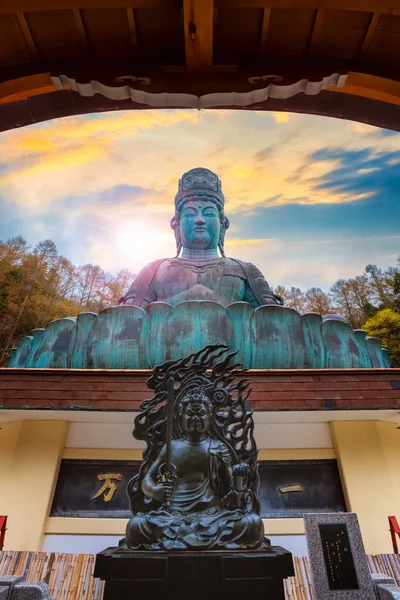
left=0, top=576, right=24, bottom=588
left=12, top=582, right=52, bottom=600
left=377, top=584, right=400, bottom=600
left=304, top=512, right=376, bottom=600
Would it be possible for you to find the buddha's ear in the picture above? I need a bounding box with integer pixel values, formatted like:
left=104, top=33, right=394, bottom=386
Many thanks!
left=219, top=215, right=230, bottom=256
left=170, top=215, right=182, bottom=256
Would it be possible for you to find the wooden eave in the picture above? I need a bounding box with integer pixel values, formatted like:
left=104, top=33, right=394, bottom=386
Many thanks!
left=0, top=0, right=400, bottom=130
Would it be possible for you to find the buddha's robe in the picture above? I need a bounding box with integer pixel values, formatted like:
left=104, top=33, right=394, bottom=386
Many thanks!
left=125, top=440, right=264, bottom=550
left=120, top=257, right=280, bottom=308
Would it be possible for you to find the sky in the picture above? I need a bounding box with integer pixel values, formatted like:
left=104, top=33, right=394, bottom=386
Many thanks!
left=0, top=108, right=399, bottom=292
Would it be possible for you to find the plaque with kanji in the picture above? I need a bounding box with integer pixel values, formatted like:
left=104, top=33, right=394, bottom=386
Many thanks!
left=50, top=459, right=140, bottom=517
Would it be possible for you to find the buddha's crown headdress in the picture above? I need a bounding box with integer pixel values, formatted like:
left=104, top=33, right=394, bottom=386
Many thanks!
left=174, top=167, right=225, bottom=213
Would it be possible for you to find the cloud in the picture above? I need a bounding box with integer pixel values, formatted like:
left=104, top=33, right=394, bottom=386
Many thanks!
left=380, top=129, right=399, bottom=137
left=227, top=165, right=260, bottom=179
left=96, top=184, right=163, bottom=205
left=272, top=112, right=289, bottom=123
left=13, top=135, right=57, bottom=153
left=207, top=146, right=226, bottom=157
left=309, top=147, right=400, bottom=203
left=253, top=146, right=274, bottom=162
left=0, top=110, right=199, bottom=185
left=225, top=237, right=278, bottom=247
left=0, top=140, right=110, bottom=185
left=352, top=122, right=378, bottom=135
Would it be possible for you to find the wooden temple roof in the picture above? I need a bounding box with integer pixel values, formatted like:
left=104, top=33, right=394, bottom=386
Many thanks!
left=0, top=0, right=400, bottom=130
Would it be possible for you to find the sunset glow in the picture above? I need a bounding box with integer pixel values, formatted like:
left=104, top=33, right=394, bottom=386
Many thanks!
left=0, top=109, right=399, bottom=289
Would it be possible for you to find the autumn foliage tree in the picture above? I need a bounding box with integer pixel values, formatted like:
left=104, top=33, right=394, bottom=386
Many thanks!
left=363, top=309, right=400, bottom=367
left=271, top=258, right=400, bottom=365
left=0, top=236, right=135, bottom=364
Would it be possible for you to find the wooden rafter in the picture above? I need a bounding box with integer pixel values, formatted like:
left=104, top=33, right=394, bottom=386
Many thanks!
left=16, top=13, right=39, bottom=60
left=259, top=8, right=271, bottom=54
left=359, top=12, right=380, bottom=58
left=183, top=0, right=214, bottom=71
left=72, top=9, right=90, bottom=54
left=0, top=0, right=400, bottom=14
left=126, top=8, right=138, bottom=51
left=1, top=0, right=178, bottom=13
left=0, top=74, right=58, bottom=106
left=307, top=9, right=324, bottom=54
left=215, top=0, right=400, bottom=14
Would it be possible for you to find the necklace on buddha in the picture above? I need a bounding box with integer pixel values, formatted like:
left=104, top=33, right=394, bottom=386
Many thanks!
left=169, top=258, right=224, bottom=284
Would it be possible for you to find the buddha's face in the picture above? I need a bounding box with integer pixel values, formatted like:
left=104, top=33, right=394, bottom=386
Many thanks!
left=181, top=399, right=210, bottom=435
left=179, top=198, right=220, bottom=250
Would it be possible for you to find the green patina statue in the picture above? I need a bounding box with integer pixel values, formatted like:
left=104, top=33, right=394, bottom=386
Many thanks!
left=8, top=169, right=391, bottom=371
left=120, top=167, right=282, bottom=308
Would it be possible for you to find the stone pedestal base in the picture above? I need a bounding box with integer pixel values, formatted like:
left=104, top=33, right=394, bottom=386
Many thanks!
left=94, top=544, right=294, bottom=600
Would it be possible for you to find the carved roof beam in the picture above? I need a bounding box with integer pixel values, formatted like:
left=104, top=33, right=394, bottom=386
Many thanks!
left=307, top=8, right=324, bottom=55
left=16, top=13, right=39, bottom=61
left=72, top=9, right=91, bottom=55
left=184, top=0, right=214, bottom=71
left=214, top=0, right=400, bottom=15
left=126, top=8, right=138, bottom=52
left=0, top=0, right=400, bottom=14
left=358, top=12, right=380, bottom=58
left=259, top=7, right=271, bottom=54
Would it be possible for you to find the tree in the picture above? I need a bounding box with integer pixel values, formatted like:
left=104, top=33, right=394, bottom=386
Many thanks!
left=0, top=237, right=83, bottom=364
left=329, top=279, right=361, bottom=328
left=394, top=273, right=400, bottom=312
left=304, top=287, right=333, bottom=315
left=364, top=264, right=393, bottom=308
left=47, top=256, right=77, bottom=299
left=363, top=301, right=378, bottom=319
left=274, top=285, right=306, bottom=312
left=364, top=308, right=400, bottom=367
left=73, top=264, right=107, bottom=311
left=104, top=269, right=136, bottom=305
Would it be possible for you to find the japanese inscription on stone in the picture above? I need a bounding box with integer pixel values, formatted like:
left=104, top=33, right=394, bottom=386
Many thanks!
left=319, top=524, right=358, bottom=590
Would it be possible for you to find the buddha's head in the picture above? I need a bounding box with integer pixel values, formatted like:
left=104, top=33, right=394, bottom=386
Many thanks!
left=178, top=387, right=212, bottom=436
left=171, top=168, right=230, bottom=255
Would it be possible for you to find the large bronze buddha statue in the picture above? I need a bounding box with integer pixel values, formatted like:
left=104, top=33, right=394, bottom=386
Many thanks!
left=120, top=167, right=282, bottom=308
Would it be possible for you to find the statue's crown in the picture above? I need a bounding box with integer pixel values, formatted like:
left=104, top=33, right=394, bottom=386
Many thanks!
left=178, top=386, right=211, bottom=414
left=175, top=167, right=225, bottom=212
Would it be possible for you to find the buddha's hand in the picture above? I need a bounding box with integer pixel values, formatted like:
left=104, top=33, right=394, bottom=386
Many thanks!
left=154, top=483, right=174, bottom=504
left=232, top=463, right=251, bottom=492
left=155, top=462, right=177, bottom=504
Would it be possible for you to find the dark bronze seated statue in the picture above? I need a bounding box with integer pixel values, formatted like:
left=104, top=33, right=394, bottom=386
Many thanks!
left=120, top=167, right=282, bottom=308
left=125, top=345, right=265, bottom=551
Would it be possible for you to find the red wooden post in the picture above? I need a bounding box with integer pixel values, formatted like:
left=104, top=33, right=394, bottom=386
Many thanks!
left=0, top=516, right=7, bottom=551
left=388, top=516, right=400, bottom=554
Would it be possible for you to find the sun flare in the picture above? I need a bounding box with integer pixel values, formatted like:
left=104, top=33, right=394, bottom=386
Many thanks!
left=115, top=221, right=174, bottom=264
